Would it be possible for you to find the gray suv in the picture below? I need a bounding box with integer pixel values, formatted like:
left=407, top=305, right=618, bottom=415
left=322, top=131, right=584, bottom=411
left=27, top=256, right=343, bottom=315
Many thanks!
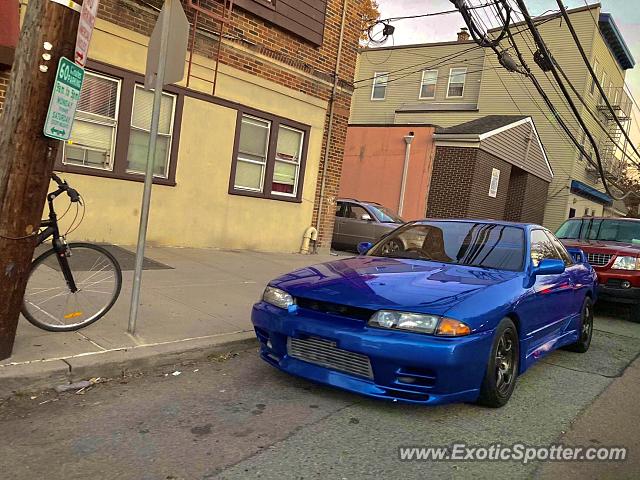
left=332, top=199, right=405, bottom=252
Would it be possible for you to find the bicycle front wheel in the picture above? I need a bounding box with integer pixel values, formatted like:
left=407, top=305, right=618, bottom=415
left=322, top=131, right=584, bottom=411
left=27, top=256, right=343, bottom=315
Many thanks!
left=22, top=243, right=122, bottom=332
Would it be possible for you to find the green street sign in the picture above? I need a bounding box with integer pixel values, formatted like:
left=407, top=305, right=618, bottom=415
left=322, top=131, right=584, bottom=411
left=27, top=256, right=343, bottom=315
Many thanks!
left=43, top=57, right=85, bottom=141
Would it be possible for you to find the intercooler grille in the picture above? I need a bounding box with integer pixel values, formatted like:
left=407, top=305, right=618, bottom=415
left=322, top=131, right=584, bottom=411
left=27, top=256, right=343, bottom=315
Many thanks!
left=287, top=336, right=373, bottom=379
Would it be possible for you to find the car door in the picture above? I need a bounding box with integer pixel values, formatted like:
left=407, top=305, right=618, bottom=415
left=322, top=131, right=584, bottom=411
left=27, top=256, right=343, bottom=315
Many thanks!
left=332, top=201, right=347, bottom=248
left=546, top=230, right=585, bottom=315
left=526, top=229, right=577, bottom=352
left=340, top=203, right=376, bottom=250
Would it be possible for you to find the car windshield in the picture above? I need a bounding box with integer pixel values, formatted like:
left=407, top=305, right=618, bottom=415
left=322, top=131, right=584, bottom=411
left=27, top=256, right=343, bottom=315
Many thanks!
left=368, top=221, right=525, bottom=271
left=367, top=205, right=404, bottom=223
left=556, top=218, right=640, bottom=244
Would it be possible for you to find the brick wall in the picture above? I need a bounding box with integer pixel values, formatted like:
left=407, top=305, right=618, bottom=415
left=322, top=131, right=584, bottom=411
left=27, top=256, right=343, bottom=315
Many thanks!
left=426, top=146, right=549, bottom=223
left=519, top=173, right=549, bottom=225
left=0, top=67, right=10, bottom=115
left=426, top=146, right=475, bottom=218
left=467, top=149, right=511, bottom=220
left=505, top=167, right=527, bottom=222
left=95, top=0, right=362, bottom=247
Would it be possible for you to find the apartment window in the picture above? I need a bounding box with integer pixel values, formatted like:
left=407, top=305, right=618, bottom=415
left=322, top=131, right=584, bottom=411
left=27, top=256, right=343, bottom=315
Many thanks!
left=57, top=61, right=183, bottom=186
left=230, top=110, right=309, bottom=202
left=600, top=71, right=607, bottom=104
left=371, top=72, right=388, bottom=100
left=127, top=85, right=177, bottom=178
left=589, top=60, right=599, bottom=96
left=64, top=72, right=121, bottom=171
left=447, top=67, right=467, bottom=98
left=273, top=125, right=304, bottom=196
left=419, top=70, right=438, bottom=99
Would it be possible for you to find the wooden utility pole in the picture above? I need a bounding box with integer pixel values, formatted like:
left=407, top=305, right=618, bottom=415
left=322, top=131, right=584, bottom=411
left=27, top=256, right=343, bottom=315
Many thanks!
left=0, top=2, right=80, bottom=360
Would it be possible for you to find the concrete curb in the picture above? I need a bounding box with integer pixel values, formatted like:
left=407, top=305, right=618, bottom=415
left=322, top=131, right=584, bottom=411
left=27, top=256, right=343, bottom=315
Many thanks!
left=0, top=331, right=258, bottom=399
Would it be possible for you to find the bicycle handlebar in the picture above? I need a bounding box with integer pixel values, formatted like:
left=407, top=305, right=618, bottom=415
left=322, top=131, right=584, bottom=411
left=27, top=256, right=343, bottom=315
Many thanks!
left=50, top=173, right=82, bottom=203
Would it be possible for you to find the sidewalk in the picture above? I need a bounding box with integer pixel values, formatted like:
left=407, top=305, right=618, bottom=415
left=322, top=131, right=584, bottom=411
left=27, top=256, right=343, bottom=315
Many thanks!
left=0, top=246, right=337, bottom=396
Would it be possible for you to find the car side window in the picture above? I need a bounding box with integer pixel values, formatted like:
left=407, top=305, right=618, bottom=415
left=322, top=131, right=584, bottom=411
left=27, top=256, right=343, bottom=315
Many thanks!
left=545, top=231, right=574, bottom=266
left=530, top=229, right=562, bottom=267
left=349, top=205, right=371, bottom=221
left=335, top=202, right=345, bottom=217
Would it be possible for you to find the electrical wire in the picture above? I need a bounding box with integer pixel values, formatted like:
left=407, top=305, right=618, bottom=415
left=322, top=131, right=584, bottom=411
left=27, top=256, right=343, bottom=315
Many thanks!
left=554, top=1, right=640, bottom=175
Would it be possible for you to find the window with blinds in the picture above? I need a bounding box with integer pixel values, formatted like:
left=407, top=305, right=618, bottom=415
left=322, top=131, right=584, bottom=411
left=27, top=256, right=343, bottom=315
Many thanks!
left=419, top=70, right=437, bottom=99
left=447, top=67, right=467, bottom=98
left=231, top=111, right=308, bottom=201
left=235, top=115, right=271, bottom=191
left=64, top=72, right=121, bottom=170
left=127, top=85, right=177, bottom=178
left=272, top=125, right=303, bottom=196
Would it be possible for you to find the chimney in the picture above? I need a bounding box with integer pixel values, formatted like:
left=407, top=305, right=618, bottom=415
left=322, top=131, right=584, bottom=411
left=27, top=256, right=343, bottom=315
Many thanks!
left=457, top=27, right=470, bottom=42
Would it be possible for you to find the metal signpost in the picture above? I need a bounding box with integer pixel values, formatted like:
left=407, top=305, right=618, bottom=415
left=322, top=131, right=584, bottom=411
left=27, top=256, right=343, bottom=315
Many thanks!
left=43, top=57, right=85, bottom=141
left=75, top=0, right=99, bottom=67
left=128, top=0, right=189, bottom=335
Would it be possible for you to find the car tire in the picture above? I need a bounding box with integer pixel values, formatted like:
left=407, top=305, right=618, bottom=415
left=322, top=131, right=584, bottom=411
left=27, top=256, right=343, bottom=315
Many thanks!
left=477, top=318, right=519, bottom=408
left=564, top=297, right=594, bottom=353
left=629, top=305, right=640, bottom=324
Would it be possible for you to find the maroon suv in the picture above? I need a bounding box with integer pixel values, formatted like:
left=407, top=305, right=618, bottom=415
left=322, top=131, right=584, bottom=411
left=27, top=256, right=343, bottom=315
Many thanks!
left=556, top=217, right=640, bottom=322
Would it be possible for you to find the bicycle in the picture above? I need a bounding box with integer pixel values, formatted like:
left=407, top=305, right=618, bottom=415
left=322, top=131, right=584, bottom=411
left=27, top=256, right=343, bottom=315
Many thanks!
left=21, top=174, right=123, bottom=332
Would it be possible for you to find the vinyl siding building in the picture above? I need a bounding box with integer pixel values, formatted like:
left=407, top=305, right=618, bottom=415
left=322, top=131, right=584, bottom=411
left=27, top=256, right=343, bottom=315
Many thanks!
left=350, top=3, right=635, bottom=230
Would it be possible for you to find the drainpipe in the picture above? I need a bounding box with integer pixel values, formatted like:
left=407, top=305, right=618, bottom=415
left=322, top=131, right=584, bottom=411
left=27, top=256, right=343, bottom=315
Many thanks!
left=314, top=0, right=349, bottom=242
left=398, top=132, right=415, bottom=217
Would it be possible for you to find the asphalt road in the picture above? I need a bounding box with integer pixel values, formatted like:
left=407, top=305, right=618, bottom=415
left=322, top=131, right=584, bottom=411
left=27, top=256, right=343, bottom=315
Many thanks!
left=1, top=306, right=639, bottom=480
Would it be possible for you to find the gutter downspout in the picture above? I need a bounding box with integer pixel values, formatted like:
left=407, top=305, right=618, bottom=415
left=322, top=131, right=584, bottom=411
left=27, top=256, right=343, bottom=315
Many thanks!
left=398, top=132, right=415, bottom=217
left=314, top=0, right=349, bottom=242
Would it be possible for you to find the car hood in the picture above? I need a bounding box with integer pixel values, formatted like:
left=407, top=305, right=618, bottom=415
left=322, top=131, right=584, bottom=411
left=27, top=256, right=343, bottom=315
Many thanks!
left=561, top=239, right=640, bottom=256
left=270, top=256, right=519, bottom=316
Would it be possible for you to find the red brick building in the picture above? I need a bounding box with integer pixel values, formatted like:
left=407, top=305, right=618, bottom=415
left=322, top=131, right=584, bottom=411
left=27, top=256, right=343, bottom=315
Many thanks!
left=0, top=0, right=364, bottom=252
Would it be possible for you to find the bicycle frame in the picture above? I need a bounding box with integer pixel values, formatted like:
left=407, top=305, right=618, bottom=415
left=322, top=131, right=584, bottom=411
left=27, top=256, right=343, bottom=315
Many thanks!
left=37, top=186, right=78, bottom=293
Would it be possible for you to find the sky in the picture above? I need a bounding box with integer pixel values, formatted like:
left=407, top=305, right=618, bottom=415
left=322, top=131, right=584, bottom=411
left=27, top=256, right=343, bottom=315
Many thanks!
left=375, top=0, right=640, bottom=140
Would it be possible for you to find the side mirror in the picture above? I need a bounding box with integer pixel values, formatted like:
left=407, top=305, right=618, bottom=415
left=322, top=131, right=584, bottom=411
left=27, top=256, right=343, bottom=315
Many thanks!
left=533, top=258, right=565, bottom=276
left=358, top=242, right=373, bottom=254
left=565, top=247, right=587, bottom=264
left=361, top=213, right=373, bottom=221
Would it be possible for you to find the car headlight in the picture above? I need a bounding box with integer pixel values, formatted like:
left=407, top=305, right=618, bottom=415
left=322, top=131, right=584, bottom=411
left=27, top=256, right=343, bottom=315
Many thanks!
left=368, top=310, right=471, bottom=336
left=262, top=286, right=294, bottom=309
left=611, top=256, right=640, bottom=271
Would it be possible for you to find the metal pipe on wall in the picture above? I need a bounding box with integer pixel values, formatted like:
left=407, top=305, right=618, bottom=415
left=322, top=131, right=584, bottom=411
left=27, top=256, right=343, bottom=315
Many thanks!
left=398, top=132, right=414, bottom=217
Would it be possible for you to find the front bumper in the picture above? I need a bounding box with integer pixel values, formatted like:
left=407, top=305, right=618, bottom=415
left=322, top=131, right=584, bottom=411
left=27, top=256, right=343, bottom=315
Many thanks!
left=597, top=283, right=640, bottom=304
left=251, top=302, right=495, bottom=405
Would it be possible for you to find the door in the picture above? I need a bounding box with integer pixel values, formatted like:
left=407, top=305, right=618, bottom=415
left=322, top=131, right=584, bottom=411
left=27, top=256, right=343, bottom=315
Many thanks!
left=340, top=203, right=376, bottom=250
left=332, top=201, right=347, bottom=247
left=526, top=229, right=577, bottom=353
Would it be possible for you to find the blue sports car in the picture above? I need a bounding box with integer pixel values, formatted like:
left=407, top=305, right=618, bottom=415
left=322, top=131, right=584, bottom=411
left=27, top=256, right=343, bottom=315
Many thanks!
left=252, top=220, right=597, bottom=407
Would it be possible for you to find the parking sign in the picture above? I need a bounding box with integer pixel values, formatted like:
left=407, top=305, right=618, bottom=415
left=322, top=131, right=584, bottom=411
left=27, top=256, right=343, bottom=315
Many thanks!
left=43, top=57, right=85, bottom=141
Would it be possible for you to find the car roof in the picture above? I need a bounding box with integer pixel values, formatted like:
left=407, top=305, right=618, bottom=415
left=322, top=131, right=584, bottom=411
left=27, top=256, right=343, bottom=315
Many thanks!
left=411, top=218, right=539, bottom=229
left=564, top=216, right=640, bottom=222
left=337, top=198, right=383, bottom=207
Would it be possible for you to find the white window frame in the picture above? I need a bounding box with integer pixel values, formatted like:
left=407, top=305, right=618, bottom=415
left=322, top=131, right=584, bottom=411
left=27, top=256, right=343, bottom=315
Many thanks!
left=126, top=84, right=177, bottom=179
left=446, top=67, right=467, bottom=98
left=419, top=69, right=438, bottom=99
left=589, top=60, right=599, bottom=97
left=271, top=125, right=304, bottom=198
left=234, top=114, right=271, bottom=193
left=62, top=71, right=122, bottom=172
left=600, top=71, right=608, bottom=105
left=371, top=72, right=389, bottom=101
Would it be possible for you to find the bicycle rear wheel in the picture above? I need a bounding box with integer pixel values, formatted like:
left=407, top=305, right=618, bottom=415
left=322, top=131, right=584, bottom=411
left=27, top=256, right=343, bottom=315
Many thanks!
left=22, top=243, right=122, bottom=332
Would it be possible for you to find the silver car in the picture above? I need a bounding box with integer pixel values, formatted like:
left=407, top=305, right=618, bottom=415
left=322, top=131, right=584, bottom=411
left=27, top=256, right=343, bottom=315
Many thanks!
left=331, top=199, right=405, bottom=252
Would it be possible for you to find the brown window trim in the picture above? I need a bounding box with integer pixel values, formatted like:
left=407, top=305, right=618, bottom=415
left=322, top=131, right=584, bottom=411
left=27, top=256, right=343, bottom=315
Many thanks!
left=55, top=60, right=184, bottom=187
left=228, top=106, right=310, bottom=204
